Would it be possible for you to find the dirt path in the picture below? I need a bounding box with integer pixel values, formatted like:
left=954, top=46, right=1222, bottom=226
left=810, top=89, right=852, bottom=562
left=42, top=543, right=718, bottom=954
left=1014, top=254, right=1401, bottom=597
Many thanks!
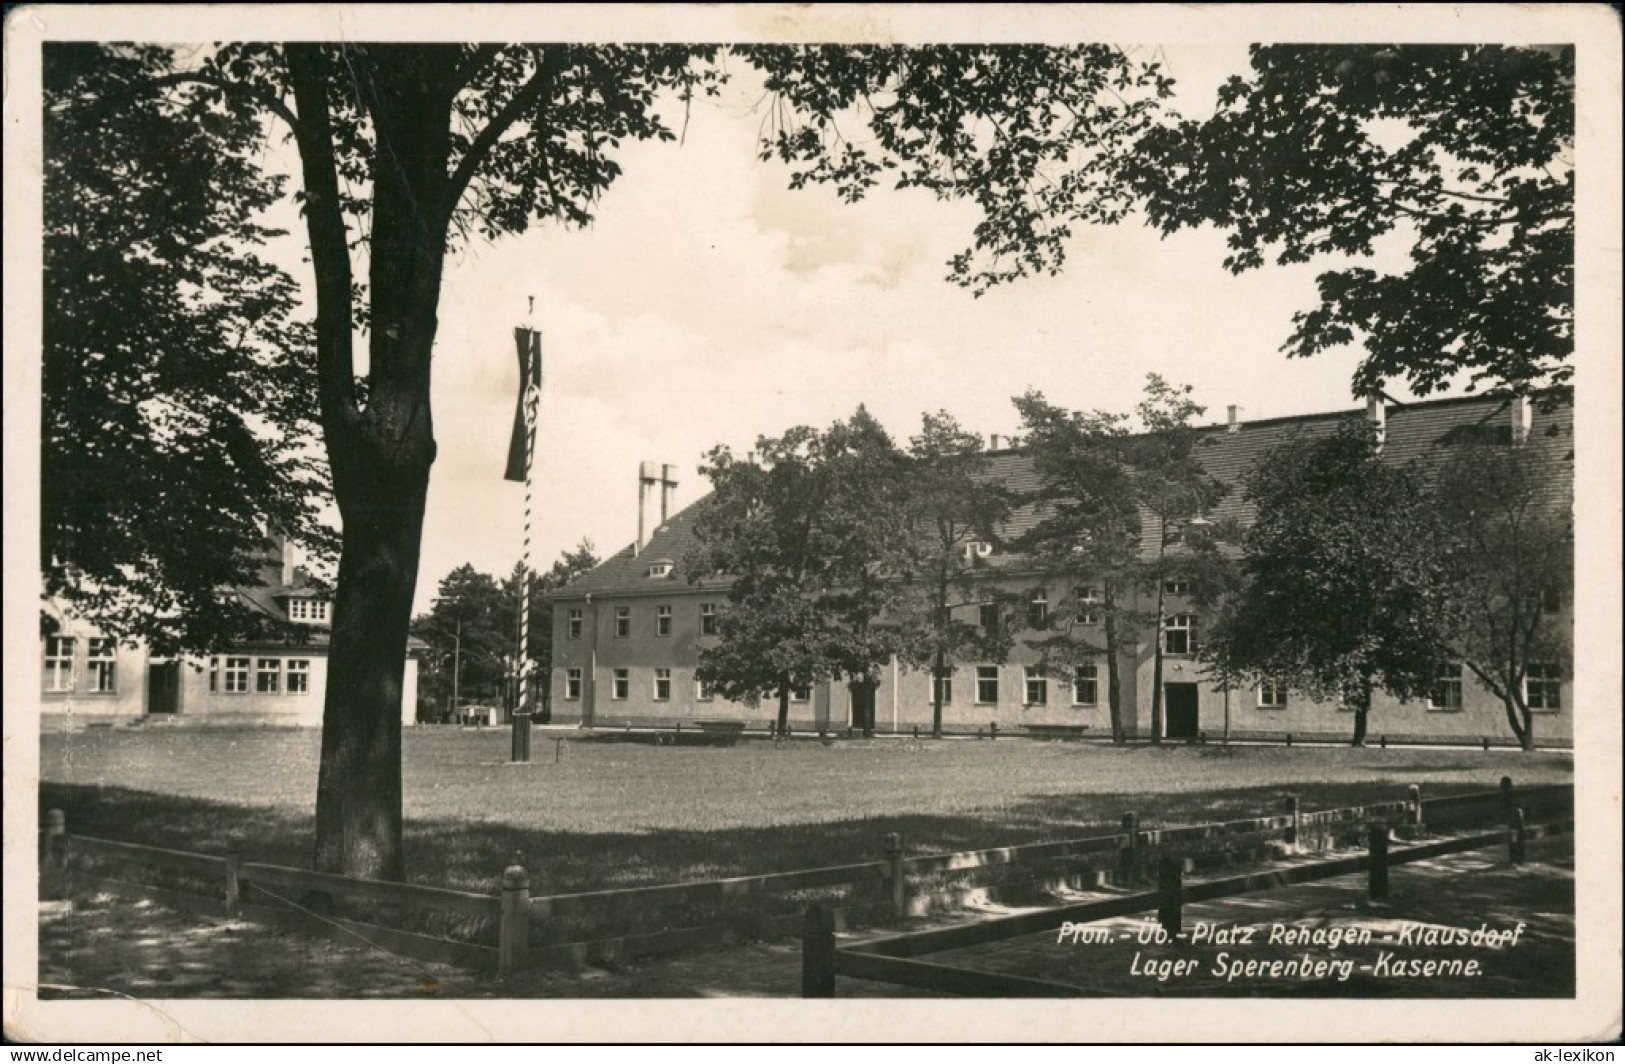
left=37, top=836, right=1572, bottom=1000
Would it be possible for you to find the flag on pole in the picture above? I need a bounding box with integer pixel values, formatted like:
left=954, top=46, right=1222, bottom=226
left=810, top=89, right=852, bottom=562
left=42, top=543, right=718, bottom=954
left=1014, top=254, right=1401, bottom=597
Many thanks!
left=505, top=327, right=542, bottom=482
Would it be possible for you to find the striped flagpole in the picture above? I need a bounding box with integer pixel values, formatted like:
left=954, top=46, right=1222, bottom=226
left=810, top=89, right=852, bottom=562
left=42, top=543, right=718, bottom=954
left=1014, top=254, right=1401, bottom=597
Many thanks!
left=512, top=311, right=542, bottom=762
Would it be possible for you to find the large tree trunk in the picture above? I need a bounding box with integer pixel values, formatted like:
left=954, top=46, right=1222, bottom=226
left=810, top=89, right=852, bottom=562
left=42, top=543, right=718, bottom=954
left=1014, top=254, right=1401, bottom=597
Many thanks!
left=777, top=685, right=791, bottom=735
left=931, top=644, right=945, bottom=739
left=315, top=482, right=427, bottom=880
left=1104, top=611, right=1125, bottom=742
left=1502, top=692, right=1533, bottom=751
left=1349, top=678, right=1372, bottom=748
left=1149, top=584, right=1167, bottom=745
left=293, top=45, right=460, bottom=881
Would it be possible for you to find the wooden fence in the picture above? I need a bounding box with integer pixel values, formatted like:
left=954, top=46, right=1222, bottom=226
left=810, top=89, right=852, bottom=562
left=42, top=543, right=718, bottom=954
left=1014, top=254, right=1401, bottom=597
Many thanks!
left=40, top=778, right=1570, bottom=976
left=804, top=798, right=1574, bottom=997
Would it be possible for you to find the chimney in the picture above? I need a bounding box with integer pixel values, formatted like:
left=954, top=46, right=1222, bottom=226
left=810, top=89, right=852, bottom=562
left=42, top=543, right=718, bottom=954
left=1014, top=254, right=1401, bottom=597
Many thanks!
left=1226, top=405, right=1241, bottom=434
left=1510, top=395, right=1532, bottom=446
left=660, top=463, right=678, bottom=524
left=1366, top=393, right=1387, bottom=452
left=636, top=460, right=659, bottom=557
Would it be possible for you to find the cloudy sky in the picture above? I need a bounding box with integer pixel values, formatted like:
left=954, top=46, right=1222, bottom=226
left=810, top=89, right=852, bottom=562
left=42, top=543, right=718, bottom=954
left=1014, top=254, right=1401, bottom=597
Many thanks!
left=411, top=40, right=1414, bottom=612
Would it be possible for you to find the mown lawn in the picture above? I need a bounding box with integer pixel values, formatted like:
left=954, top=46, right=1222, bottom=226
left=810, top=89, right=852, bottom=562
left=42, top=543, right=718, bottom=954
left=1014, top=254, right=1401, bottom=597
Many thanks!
left=39, top=728, right=1571, bottom=895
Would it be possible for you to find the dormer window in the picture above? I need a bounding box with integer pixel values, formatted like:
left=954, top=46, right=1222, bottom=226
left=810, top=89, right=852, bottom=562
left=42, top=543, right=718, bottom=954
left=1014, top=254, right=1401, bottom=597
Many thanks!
left=647, top=559, right=675, bottom=579
left=287, top=598, right=330, bottom=624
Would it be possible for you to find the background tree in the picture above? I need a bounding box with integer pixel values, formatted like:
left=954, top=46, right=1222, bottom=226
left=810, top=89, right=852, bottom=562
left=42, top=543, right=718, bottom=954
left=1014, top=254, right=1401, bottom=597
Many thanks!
left=891, top=412, right=1017, bottom=738
left=42, top=44, right=335, bottom=655
left=1433, top=423, right=1572, bottom=750
left=412, top=565, right=509, bottom=721
left=1011, top=392, right=1142, bottom=742
left=1125, top=376, right=1234, bottom=743
left=688, top=410, right=909, bottom=735
left=1128, top=45, right=1573, bottom=397
left=1202, top=422, right=1453, bottom=746
left=59, top=41, right=1170, bottom=878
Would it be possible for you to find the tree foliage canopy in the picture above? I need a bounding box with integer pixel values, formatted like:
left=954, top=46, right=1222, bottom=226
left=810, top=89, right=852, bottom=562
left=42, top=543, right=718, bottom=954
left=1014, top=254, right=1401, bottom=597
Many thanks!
left=1202, top=421, right=1454, bottom=742
left=42, top=44, right=335, bottom=653
left=688, top=408, right=911, bottom=728
left=1432, top=425, right=1571, bottom=749
left=1129, top=45, right=1573, bottom=397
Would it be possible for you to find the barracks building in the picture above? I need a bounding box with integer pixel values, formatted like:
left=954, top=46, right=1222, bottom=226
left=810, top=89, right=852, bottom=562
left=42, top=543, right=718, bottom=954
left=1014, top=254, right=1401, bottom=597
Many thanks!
left=548, top=392, right=1572, bottom=745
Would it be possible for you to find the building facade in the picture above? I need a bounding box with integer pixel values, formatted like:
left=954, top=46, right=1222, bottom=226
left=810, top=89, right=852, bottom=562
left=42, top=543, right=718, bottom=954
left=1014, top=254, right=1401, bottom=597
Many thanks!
left=41, top=537, right=421, bottom=730
left=547, top=392, right=1573, bottom=745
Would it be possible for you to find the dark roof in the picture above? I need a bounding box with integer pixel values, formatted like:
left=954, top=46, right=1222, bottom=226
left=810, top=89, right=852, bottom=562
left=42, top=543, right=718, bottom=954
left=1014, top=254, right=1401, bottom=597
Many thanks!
left=228, top=584, right=430, bottom=653
left=555, top=390, right=1573, bottom=601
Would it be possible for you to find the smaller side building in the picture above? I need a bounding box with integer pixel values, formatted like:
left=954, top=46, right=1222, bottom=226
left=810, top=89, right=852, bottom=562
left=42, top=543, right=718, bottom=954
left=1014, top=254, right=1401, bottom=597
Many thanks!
left=40, top=538, right=422, bottom=730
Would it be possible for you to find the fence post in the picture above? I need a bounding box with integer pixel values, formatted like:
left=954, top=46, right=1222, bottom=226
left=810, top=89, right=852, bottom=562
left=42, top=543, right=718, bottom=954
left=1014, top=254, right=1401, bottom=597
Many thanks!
left=1482, top=736, right=1490, bottom=752
left=1499, top=776, right=1514, bottom=822
left=43, top=809, right=66, bottom=874
left=1157, top=857, right=1182, bottom=934
left=500, top=859, right=531, bottom=974
left=1367, top=825, right=1389, bottom=901
left=1508, top=808, right=1526, bottom=865
left=989, top=721, right=998, bottom=740
left=802, top=903, right=836, bottom=998
left=1285, top=795, right=1301, bottom=847
left=1408, top=784, right=1423, bottom=833
left=1285, top=733, right=1293, bottom=748
left=884, top=832, right=906, bottom=920
left=1379, top=734, right=1387, bottom=750
left=224, top=845, right=242, bottom=918
left=1120, top=812, right=1140, bottom=886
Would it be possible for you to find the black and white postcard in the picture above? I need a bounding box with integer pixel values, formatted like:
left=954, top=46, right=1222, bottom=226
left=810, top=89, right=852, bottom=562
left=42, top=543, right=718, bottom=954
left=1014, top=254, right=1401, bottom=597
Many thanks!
left=5, top=3, right=1620, bottom=1045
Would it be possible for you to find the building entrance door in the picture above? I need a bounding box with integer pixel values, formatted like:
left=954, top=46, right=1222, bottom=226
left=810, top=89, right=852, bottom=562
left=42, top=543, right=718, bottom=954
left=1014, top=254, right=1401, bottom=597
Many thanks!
left=848, top=679, right=876, bottom=737
left=1164, top=682, right=1199, bottom=739
left=146, top=662, right=180, bottom=714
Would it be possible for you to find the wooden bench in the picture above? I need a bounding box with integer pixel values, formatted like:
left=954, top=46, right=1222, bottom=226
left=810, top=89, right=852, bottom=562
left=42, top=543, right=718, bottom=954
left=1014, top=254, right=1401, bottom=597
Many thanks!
left=682, top=720, right=747, bottom=746
left=1022, top=724, right=1092, bottom=740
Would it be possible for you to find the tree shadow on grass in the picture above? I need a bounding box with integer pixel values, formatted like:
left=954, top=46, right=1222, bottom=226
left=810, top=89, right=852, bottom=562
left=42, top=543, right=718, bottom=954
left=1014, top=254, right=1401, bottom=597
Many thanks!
left=40, top=773, right=1559, bottom=898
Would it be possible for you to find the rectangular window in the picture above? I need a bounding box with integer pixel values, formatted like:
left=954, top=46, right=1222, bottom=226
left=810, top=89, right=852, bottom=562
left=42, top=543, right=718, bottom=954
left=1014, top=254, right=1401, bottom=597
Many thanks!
left=286, top=659, right=311, bottom=695
left=224, top=656, right=251, bottom=694
left=209, top=657, right=219, bottom=693
left=1074, top=586, right=1099, bottom=626
left=654, top=668, right=672, bottom=701
left=1028, top=589, right=1049, bottom=627
left=87, top=638, right=117, bottom=693
left=976, top=666, right=999, bottom=705
left=614, top=606, right=630, bottom=638
left=791, top=684, right=811, bottom=703
left=1163, top=614, right=1195, bottom=655
left=695, top=676, right=712, bottom=702
left=564, top=668, right=582, bottom=700
left=612, top=668, right=629, bottom=700
left=932, top=668, right=953, bottom=705
left=1073, top=664, right=1099, bottom=706
left=979, top=602, right=999, bottom=630
left=567, top=609, right=583, bottom=640
left=1526, top=664, right=1562, bottom=711
left=1024, top=666, right=1048, bottom=706
left=1257, top=681, right=1288, bottom=709
left=44, top=635, right=75, bottom=692
left=1428, top=663, right=1464, bottom=710
left=256, top=657, right=281, bottom=694
left=700, top=603, right=718, bottom=636
left=1164, top=580, right=1189, bottom=597
left=288, top=599, right=330, bottom=624
left=656, top=605, right=672, bottom=637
